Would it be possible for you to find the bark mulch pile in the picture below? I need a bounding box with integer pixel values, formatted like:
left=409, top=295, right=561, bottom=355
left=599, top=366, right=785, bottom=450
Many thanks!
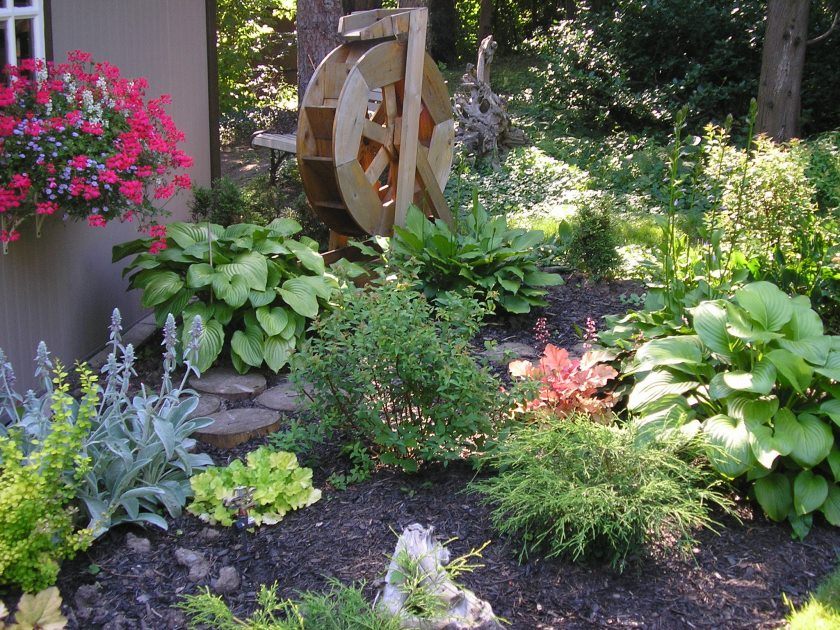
left=52, top=278, right=840, bottom=629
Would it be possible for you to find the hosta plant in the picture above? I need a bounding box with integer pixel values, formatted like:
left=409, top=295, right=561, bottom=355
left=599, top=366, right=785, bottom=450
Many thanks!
left=388, top=203, right=563, bottom=314
left=115, top=220, right=337, bottom=373
left=626, top=281, right=840, bottom=537
left=1, top=309, right=214, bottom=540
left=509, top=345, right=618, bottom=418
left=188, top=447, right=321, bottom=527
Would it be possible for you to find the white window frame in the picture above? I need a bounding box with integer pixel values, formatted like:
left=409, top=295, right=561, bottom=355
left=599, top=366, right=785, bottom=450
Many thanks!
left=0, top=0, right=45, bottom=65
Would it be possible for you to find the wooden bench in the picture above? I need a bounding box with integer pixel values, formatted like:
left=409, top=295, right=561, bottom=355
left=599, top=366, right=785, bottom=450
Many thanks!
left=251, top=131, right=297, bottom=184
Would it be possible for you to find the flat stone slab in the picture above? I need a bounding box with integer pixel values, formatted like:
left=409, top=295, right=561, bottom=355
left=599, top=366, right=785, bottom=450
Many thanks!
left=255, top=380, right=311, bottom=412
left=190, top=368, right=266, bottom=401
left=188, top=394, right=222, bottom=418
left=481, top=342, right=539, bottom=365
left=194, top=408, right=281, bottom=449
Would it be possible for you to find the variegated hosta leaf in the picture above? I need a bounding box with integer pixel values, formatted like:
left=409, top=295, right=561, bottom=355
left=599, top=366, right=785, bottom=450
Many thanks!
left=628, top=370, right=699, bottom=411
left=703, top=414, right=753, bottom=478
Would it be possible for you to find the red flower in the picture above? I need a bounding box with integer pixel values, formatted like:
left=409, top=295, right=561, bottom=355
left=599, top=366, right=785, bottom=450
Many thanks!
left=36, top=201, right=59, bottom=215
left=87, top=214, right=107, bottom=228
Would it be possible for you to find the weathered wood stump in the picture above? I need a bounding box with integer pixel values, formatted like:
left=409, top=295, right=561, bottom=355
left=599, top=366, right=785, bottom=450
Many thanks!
left=454, top=35, right=527, bottom=164
left=378, top=524, right=503, bottom=629
left=194, top=408, right=281, bottom=449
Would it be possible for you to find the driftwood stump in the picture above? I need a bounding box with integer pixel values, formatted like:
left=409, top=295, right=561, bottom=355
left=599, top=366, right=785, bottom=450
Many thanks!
left=454, top=35, right=527, bottom=164
left=378, top=524, right=503, bottom=630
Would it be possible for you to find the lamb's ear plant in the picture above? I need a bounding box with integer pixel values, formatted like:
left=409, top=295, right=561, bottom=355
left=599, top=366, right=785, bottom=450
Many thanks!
left=626, top=281, right=840, bottom=537
left=388, top=203, right=563, bottom=314
left=115, top=220, right=337, bottom=373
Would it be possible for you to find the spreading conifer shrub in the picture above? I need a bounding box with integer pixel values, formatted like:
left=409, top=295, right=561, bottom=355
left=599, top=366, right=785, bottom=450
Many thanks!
left=470, top=415, right=733, bottom=571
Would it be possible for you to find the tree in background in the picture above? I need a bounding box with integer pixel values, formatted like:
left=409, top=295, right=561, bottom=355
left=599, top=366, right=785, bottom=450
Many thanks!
left=757, top=0, right=839, bottom=141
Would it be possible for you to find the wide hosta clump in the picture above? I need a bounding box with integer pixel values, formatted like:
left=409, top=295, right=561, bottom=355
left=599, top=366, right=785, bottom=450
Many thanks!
left=389, top=203, right=563, bottom=314
left=627, top=281, right=840, bottom=537
left=115, top=220, right=337, bottom=373
left=470, top=416, right=732, bottom=571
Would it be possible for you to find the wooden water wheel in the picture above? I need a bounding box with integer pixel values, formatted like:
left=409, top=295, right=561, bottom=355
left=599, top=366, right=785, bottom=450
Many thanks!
left=297, top=9, right=454, bottom=238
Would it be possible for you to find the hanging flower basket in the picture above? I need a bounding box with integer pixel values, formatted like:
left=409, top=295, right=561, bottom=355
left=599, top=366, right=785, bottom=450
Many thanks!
left=0, top=51, right=193, bottom=253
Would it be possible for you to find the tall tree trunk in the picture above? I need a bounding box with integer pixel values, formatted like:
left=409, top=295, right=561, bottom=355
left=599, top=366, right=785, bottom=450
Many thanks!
left=296, top=0, right=344, bottom=104
left=478, top=0, right=493, bottom=44
left=756, top=0, right=810, bottom=141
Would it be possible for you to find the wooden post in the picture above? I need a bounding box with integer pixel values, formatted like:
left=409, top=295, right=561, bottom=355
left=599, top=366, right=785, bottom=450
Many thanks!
left=394, top=8, right=427, bottom=228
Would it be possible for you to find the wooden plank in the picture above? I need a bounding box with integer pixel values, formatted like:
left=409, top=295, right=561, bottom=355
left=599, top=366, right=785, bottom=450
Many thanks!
left=428, top=119, right=455, bottom=190
left=358, top=41, right=405, bottom=89
left=416, top=144, right=452, bottom=225
left=304, top=105, right=336, bottom=139
left=394, top=9, right=427, bottom=228
left=362, top=119, right=389, bottom=146
left=338, top=9, right=406, bottom=36
left=333, top=70, right=371, bottom=166
left=421, top=55, right=452, bottom=125
left=364, top=146, right=390, bottom=184
left=252, top=133, right=297, bottom=153
left=301, top=156, right=343, bottom=205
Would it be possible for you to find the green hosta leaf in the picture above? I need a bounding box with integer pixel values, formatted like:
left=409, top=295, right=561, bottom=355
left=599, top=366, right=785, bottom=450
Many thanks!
left=497, top=276, right=521, bottom=293
left=766, top=348, right=813, bottom=393
left=628, top=370, right=699, bottom=411
left=231, top=326, right=265, bottom=369
left=784, top=303, right=824, bottom=340
left=155, top=288, right=193, bottom=326
left=720, top=359, right=776, bottom=395
left=186, top=263, right=214, bottom=288
left=279, top=277, right=319, bottom=319
left=632, top=335, right=704, bottom=371
left=828, top=449, right=840, bottom=482
left=735, top=281, right=793, bottom=332
left=632, top=395, right=698, bottom=444
left=212, top=273, right=250, bottom=308
left=298, top=275, right=333, bottom=300
left=217, top=251, right=268, bottom=291
left=404, top=204, right=428, bottom=237
left=725, top=303, right=783, bottom=343
left=820, top=399, right=840, bottom=426
left=753, top=473, right=792, bottom=522
left=782, top=412, right=834, bottom=468
left=747, top=422, right=785, bottom=469
left=184, top=318, right=224, bottom=373
left=267, top=217, right=302, bottom=237
left=709, top=372, right=737, bottom=400
left=788, top=512, right=813, bottom=539
left=249, top=289, right=277, bottom=307
left=264, top=335, right=296, bottom=372
left=213, top=303, right=235, bottom=326
left=113, top=237, right=152, bottom=262
left=776, top=337, right=830, bottom=367
left=167, top=222, right=224, bottom=249
left=523, top=270, right=563, bottom=287
left=815, top=350, right=840, bottom=381
left=793, top=470, right=829, bottom=515
left=821, top=485, right=840, bottom=526
left=692, top=300, right=735, bottom=357
left=141, top=271, right=184, bottom=308
left=704, top=414, right=752, bottom=478
left=727, top=395, right=779, bottom=424
left=498, top=294, right=531, bottom=314
left=285, top=239, right=325, bottom=275
left=256, top=306, right=289, bottom=337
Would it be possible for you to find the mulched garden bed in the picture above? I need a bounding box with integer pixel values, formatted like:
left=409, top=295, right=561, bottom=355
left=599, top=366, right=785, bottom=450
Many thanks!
left=52, top=278, right=840, bottom=629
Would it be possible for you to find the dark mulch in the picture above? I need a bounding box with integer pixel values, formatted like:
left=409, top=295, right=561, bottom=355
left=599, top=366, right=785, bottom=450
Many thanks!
left=50, top=278, right=840, bottom=628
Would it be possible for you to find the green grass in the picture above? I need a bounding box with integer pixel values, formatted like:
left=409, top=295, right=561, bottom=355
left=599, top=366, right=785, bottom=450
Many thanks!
left=787, top=563, right=840, bottom=630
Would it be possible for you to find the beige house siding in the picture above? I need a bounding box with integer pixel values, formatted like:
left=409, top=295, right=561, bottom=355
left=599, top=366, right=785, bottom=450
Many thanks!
left=0, top=0, right=212, bottom=389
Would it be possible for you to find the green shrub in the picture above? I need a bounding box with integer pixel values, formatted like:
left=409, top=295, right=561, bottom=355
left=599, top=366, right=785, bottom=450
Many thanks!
left=188, top=447, right=321, bottom=527
left=179, top=580, right=400, bottom=629
left=626, top=281, right=840, bottom=538
left=805, top=131, right=840, bottom=213
left=388, top=204, right=563, bottom=314
left=291, top=280, right=511, bottom=472
left=190, top=177, right=249, bottom=226
left=470, top=415, right=732, bottom=571
left=787, top=563, right=840, bottom=630
left=567, top=198, right=621, bottom=279
left=115, top=220, right=336, bottom=373
left=0, top=362, right=94, bottom=592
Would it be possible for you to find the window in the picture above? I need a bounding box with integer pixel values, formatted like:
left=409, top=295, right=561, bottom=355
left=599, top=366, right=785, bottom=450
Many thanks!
left=0, top=0, right=45, bottom=67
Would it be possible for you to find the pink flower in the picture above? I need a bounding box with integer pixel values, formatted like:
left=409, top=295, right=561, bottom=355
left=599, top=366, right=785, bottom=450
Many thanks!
left=0, top=229, right=21, bottom=243
left=10, top=174, right=31, bottom=191
left=149, top=224, right=167, bottom=238
left=0, top=116, right=16, bottom=136
left=71, top=155, right=89, bottom=170
left=0, top=87, right=16, bottom=107
left=148, top=239, right=167, bottom=254
left=153, top=183, right=174, bottom=200
left=87, top=214, right=107, bottom=227
left=119, top=179, right=143, bottom=204
left=174, top=174, right=191, bottom=189
left=36, top=201, right=59, bottom=215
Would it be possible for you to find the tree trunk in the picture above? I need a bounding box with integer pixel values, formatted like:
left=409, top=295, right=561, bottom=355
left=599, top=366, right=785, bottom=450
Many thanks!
left=296, top=0, right=344, bottom=104
left=756, top=0, right=810, bottom=141
left=478, top=0, right=493, bottom=44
